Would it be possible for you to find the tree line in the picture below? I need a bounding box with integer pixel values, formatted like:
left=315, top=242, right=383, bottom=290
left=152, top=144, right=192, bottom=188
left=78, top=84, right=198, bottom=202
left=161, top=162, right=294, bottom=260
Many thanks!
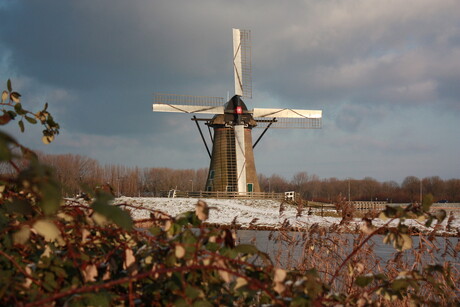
left=259, top=172, right=460, bottom=203
left=35, top=153, right=209, bottom=197
left=2, top=152, right=459, bottom=202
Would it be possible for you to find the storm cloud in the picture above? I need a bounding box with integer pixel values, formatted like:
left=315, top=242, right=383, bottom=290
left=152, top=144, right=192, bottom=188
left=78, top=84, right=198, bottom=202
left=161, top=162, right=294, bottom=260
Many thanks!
left=1, top=0, right=459, bottom=182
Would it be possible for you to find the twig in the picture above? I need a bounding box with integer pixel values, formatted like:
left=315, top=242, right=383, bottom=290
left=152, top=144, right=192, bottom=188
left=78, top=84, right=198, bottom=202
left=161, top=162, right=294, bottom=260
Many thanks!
left=329, top=217, right=396, bottom=284
left=23, top=264, right=282, bottom=307
left=0, top=249, right=43, bottom=288
left=8, top=160, right=20, bottom=173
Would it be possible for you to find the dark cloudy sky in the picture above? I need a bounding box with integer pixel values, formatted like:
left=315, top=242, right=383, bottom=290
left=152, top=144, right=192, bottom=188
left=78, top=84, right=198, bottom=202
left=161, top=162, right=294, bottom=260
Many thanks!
left=1, top=0, right=459, bottom=183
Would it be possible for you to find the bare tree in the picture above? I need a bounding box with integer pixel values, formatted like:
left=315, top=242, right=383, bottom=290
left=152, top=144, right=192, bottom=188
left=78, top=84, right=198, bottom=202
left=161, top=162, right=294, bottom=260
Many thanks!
left=445, top=179, right=460, bottom=202
left=402, top=176, right=421, bottom=203
left=423, top=176, right=444, bottom=200
left=291, top=171, right=309, bottom=198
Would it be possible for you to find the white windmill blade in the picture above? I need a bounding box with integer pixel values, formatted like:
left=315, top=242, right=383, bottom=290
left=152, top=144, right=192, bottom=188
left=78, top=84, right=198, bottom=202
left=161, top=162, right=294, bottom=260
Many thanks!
left=154, top=93, right=225, bottom=106
left=153, top=104, right=224, bottom=114
left=153, top=93, right=225, bottom=114
left=252, top=108, right=322, bottom=119
left=233, top=28, right=252, bottom=98
left=233, top=124, right=247, bottom=193
left=254, top=117, right=322, bottom=129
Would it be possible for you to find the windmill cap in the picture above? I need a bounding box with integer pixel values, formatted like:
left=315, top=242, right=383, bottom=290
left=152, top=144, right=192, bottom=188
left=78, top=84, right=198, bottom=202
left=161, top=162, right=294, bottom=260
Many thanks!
left=224, top=95, right=249, bottom=113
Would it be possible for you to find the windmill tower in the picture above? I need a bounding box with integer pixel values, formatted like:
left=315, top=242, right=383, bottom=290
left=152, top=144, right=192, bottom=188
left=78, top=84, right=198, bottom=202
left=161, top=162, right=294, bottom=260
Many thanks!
left=153, top=29, right=322, bottom=194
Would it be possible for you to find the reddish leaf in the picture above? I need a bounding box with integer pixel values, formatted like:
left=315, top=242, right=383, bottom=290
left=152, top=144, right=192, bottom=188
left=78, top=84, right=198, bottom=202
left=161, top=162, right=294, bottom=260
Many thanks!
left=0, top=113, right=11, bottom=125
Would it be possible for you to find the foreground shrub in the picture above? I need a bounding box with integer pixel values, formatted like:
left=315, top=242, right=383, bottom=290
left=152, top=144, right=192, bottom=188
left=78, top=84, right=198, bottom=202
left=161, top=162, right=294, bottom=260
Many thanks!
left=0, top=80, right=458, bottom=306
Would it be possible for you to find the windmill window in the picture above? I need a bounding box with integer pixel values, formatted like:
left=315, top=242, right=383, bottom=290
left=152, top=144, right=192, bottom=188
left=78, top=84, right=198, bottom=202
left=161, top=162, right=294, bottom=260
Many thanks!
left=247, top=183, right=253, bottom=192
left=209, top=170, right=215, bottom=179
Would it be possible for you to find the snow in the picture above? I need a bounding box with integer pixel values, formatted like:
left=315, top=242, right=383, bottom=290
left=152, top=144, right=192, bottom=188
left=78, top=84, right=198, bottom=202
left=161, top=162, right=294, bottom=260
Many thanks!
left=107, top=197, right=460, bottom=235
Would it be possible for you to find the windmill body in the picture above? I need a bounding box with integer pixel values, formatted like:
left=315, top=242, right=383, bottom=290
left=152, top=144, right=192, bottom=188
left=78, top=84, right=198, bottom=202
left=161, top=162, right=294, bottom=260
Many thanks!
left=204, top=95, right=260, bottom=193
left=153, top=29, right=322, bottom=194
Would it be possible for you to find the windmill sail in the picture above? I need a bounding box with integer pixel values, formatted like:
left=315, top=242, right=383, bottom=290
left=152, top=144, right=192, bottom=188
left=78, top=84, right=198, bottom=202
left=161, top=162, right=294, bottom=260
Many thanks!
left=153, top=104, right=224, bottom=114
left=254, top=117, right=322, bottom=129
left=234, top=124, right=247, bottom=193
left=252, top=107, right=322, bottom=129
left=233, top=29, right=252, bottom=98
left=154, top=93, right=224, bottom=106
left=252, top=108, right=322, bottom=119
left=153, top=93, right=225, bottom=114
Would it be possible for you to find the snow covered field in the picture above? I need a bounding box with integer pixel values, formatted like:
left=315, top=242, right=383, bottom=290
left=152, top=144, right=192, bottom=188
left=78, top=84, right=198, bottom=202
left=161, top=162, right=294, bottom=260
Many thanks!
left=109, top=197, right=460, bottom=236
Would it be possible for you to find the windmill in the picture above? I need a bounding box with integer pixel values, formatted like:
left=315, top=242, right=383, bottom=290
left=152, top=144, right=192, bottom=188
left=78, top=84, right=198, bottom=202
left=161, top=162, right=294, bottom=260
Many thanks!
left=153, top=29, right=322, bottom=194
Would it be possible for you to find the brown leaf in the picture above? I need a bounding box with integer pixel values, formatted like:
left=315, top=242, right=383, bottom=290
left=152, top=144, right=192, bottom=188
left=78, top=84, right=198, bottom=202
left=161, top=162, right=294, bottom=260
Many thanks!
left=82, top=264, right=98, bottom=282
left=195, top=200, right=209, bottom=221
left=163, top=220, right=172, bottom=231
left=360, top=221, right=376, bottom=235
left=123, top=248, right=136, bottom=270
left=222, top=229, right=235, bottom=248
left=215, top=259, right=232, bottom=283
left=33, top=219, right=63, bottom=244
left=81, top=229, right=90, bottom=243
left=41, top=135, right=54, bottom=145
left=10, top=92, right=21, bottom=103
left=102, top=264, right=111, bottom=281
left=13, top=225, right=31, bottom=245
left=23, top=266, right=33, bottom=289
left=0, top=113, right=11, bottom=125
left=218, top=269, right=231, bottom=283
left=1, top=90, right=8, bottom=102
left=234, top=277, right=247, bottom=290
left=40, top=245, right=53, bottom=259
left=274, top=268, right=286, bottom=283
left=273, top=282, right=285, bottom=294
left=401, top=234, right=412, bottom=251
left=175, top=244, right=186, bottom=259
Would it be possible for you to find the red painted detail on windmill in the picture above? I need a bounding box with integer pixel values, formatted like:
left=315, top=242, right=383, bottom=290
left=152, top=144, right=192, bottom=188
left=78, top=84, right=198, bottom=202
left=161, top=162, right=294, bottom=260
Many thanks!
left=235, top=106, right=243, bottom=114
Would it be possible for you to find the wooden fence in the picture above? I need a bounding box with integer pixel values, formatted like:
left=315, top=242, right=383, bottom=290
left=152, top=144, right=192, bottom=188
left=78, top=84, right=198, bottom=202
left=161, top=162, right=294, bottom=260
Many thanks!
left=349, top=201, right=388, bottom=210
left=158, top=190, right=292, bottom=200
